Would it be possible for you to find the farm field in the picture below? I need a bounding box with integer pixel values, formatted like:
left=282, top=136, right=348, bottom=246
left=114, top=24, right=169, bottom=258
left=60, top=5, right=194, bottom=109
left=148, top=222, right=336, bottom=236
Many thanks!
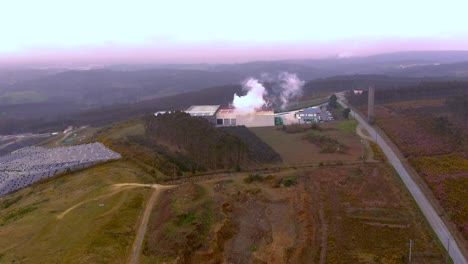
left=0, top=161, right=155, bottom=263
left=142, top=163, right=445, bottom=263
left=250, top=120, right=362, bottom=165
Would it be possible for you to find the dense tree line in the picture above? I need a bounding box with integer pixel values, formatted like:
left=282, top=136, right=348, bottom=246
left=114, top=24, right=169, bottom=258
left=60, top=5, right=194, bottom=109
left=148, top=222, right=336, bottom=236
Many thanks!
left=302, top=75, right=423, bottom=95
left=220, top=126, right=282, bottom=164
left=346, top=81, right=468, bottom=106
left=446, top=95, right=468, bottom=129
left=144, top=112, right=246, bottom=170
left=109, top=116, right=282, bottom=177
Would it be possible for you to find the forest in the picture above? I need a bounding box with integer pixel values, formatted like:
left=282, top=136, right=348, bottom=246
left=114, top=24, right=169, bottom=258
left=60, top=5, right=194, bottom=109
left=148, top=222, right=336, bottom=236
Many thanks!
left=107, top=113, right=281, bottom=177
left=346, top=81, right=468, bottom=106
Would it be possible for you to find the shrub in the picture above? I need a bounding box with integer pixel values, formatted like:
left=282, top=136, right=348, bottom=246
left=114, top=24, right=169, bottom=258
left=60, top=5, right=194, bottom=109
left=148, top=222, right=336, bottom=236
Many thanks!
left=303, top=132, right=348, bottom=153
left=280, top=176, right=298, bottom=187
left=243, top=174, right=264, bottom=183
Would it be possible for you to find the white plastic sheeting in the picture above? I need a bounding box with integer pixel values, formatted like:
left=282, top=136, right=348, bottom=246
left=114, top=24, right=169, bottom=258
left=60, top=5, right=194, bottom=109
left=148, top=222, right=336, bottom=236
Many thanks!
left=0, top=143, right=121, bottom=196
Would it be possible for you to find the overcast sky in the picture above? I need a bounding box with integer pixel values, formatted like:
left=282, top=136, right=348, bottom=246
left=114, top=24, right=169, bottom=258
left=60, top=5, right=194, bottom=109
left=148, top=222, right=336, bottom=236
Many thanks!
left=2, top=0, right=468, bottom=65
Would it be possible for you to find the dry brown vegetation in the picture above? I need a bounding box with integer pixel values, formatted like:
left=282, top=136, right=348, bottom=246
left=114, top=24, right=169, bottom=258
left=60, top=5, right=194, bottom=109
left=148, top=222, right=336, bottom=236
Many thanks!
left=351, top=95, right=468, bottom=250
left=143, top=164, right=444, bottom=264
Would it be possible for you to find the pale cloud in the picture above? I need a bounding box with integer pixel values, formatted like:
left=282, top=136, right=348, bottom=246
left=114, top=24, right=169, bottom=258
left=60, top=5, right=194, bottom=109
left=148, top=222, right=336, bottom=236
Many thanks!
left=1, top=0, right=468, bottom=64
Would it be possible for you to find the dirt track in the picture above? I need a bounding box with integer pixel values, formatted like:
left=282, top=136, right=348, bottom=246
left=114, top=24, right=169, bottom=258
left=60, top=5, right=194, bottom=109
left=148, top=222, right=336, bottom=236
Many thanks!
left=127, top=184, right=174, bottom=264
left=356, top=124, right=378, bottom=162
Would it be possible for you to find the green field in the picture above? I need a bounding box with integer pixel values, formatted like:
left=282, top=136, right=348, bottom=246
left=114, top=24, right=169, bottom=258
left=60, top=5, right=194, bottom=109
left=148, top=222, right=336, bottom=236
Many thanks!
left=250, top=120, right=362, bottom=165
left=0, top=161, right=154, bottom=263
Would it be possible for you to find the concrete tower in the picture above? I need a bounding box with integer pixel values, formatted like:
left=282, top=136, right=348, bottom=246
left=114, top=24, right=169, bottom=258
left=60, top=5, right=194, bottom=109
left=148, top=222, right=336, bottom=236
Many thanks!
left=368, top=86, right=375, bottom=124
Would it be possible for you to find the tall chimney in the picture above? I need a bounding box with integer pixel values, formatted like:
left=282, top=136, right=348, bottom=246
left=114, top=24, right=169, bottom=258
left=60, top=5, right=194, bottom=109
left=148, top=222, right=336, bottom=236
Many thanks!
left=368, top=86, right=375, bottom=124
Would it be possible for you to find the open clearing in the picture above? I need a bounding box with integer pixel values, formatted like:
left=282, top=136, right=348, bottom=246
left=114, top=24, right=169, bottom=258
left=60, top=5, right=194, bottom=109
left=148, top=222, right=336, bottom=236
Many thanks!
left=143, top=163, right=445, bottom=263
left=250, top=120, right=362, bottom=165
left=0, top=160, right=155, bottom=263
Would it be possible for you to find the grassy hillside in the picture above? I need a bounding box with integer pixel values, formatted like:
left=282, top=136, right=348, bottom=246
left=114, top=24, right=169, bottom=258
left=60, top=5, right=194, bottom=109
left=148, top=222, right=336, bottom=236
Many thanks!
left=0, top=161, right=155, bottom=263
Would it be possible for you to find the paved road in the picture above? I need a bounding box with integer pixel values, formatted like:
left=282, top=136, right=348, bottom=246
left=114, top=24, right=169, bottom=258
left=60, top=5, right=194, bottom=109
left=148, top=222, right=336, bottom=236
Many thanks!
left=338, top=96, right=467, bottom=264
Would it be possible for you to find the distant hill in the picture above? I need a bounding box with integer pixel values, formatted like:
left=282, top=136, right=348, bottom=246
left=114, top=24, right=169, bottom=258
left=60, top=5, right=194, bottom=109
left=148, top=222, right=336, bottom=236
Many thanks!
left=383, top=61, right=468, bottom=78
left=4, top=75, right=467, bottom=135
left=0, top=68, right=243, bottom=106
left=108, top=50, right=468, bottom=77
left=2, top=50, right=468, bottom=107
left=2, top=50, right=468, bottom=134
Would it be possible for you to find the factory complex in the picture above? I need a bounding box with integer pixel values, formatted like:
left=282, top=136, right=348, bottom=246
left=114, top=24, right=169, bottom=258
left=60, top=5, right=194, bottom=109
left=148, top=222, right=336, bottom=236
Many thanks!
left=156, top=105, right=276, bottom=128
left=155, top=104, right=333, bottom=127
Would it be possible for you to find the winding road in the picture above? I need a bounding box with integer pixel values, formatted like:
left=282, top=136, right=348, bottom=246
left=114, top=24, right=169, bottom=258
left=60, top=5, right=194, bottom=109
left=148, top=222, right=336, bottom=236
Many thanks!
left=338, top=94, right=467, bottom=264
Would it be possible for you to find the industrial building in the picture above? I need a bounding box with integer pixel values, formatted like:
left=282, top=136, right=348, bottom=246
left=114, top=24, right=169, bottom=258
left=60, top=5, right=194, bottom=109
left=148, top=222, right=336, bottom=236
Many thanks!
left=216, top=108, right=275, bottom=127
left=185, top=105, right=221, bottom=124
left=154, top=105, right=275, bottom=127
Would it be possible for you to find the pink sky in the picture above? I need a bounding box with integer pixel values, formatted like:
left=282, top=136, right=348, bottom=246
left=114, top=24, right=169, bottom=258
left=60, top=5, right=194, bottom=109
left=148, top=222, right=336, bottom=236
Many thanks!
left=2, top=38, right=468, bottom=66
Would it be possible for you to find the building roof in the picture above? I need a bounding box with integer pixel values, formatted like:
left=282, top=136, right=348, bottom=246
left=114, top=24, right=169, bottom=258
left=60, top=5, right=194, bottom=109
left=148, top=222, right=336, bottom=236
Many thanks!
left=217, top=108, right=235, bottom=113
left=298, top=107, right=322, bottom=115
left=186, top=105, right=220, bottom=116
left=217, top=108, right=274, bottom=116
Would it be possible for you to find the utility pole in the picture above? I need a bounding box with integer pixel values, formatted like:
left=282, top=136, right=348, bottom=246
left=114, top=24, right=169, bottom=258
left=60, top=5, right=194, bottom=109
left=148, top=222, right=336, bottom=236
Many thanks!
left=360, top=139, right=365, bottom=161
left=408, top=239, right=413, bottom=264
left=368, top=86, right=375, bottom=124
left=446, top=238, right=451, bottom=264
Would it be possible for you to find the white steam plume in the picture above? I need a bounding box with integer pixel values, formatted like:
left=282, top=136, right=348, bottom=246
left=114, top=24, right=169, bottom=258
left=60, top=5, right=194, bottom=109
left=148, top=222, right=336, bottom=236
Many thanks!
left=278, top=72, right=304, bottom=109
left=231, top=72, right=304, bottom=113
left=232, top=78, right=267, bottom=114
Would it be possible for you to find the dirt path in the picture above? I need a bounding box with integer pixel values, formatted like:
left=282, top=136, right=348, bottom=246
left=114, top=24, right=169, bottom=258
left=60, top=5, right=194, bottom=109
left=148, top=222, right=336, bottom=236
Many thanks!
left=128, top=183, right=174, bottom=264
left=56, top=183, right=151, bottom=220
left=57, top=188, right=123, bottom=220
left=356, top=124, right=378, bottom=162
left=317, top=183, right=328, bottom=264
left=56, top=182, right=175, bottom=263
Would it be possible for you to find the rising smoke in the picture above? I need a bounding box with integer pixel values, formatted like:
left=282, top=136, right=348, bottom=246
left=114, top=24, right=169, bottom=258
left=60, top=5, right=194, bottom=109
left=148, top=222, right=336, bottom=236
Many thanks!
left=232, top=78, right=267, bottom=114
left=232, top=72, right=304, bottom=113
left=278, top=72, right=304, bottom=109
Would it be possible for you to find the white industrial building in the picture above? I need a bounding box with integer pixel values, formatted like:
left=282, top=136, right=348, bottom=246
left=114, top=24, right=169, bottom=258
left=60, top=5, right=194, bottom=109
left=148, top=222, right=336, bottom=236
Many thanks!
left=216, top=108, right=275, bottom=127
left=186, top=105, right=220, bottom=123
left=154, top=105, right=275, bottom=127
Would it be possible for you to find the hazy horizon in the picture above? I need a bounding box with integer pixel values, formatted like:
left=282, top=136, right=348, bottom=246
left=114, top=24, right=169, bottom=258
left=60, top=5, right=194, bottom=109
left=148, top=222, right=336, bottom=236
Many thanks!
left=2, top=0, right=468, bottom=66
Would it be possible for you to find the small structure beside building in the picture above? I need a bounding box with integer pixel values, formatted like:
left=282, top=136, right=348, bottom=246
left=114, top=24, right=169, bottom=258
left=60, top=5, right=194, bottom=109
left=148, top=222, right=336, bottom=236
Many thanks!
left=295, top=107, right=322, bottom=123
left=63, top=126, right=73, bottom=134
